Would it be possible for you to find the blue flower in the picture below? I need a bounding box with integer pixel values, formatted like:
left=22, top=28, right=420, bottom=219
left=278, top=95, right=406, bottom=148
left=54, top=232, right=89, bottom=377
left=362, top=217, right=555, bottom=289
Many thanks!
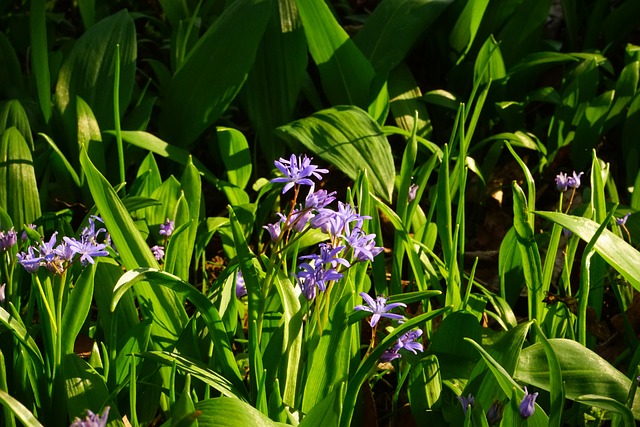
left=299, top=243, right=350, bottom=270
left=296, top=260, right=343, bottom=299
left=344, top=228, right=383, bottom=263
left=355, top=292, right=406, bottom=327
left=567, top=171, right=584, bottom=189
left=64, top=237, right=109, bottom=266
left=408, top=183, right=419, bottom=203
left=486, top=400, right=503, bottom=425
left=159, top=218, right=175, bottom=237
left=17, top=246, right=43, bottom=273
left=519, top=386, right=538, bottom=419
left=457, top=394, right=475, bottom=415
left=305, top=187, right=336, bottom=210
left=0, top=228, right=17, bottom=252
left=263, top=219, right=283, bottom=241
left=69, top=407, right=110, bottom=427
left=235, top=270, right=247, bottom=299
left=151, top=245, right=164, bottom=261
left=271, top=154, right=328, bottom=194
left=81, top=216, right=106, bottom=243
left=380, top=329, right=424, bottom=362
left=555, top=172, right=569, bottom=191
left=616, top=213, right=631, bottom=226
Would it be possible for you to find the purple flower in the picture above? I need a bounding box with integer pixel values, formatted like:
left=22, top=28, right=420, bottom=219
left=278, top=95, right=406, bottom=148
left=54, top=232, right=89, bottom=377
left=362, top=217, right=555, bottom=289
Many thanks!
left=69, top=407, right=110, bottom=427
left=0, top=228, right=17, bottom=252
left=305, top=187, right=336, bottom=210
left=159, top=218, right=175, bottom=237
left=555, top=172, right=569, bottom=191
left=289, top=209, right=313, bottom=232
left=263, top=219, right=283, bottom=241
left=616, top=213, right=631, bottom=226
left=295, top=260, right=343, bottom=300
left=354, top=292, right=406, bottom=327
left=39, top=232, right=59, bottom=263
left=271, top=154, right=328, bottom=194
left=17, top=246, right=43, bottom=273
left=408, top=184, right=419, bottom=203
left=344, top=228, right=383, bottom=263
left=81, top=216, right=106, bottom=243
left=299, top=243, right=350, bottom=270
left=54, top=242, right=77, bottom=262
left=519, top=386, right=538, bottom=419
left=567, top=171, right=584, bottom=189
left=457, top=394, right=475, bottom=415
left=235, top=270, right=247, bottom=299
left=380, top=329, right=424, bottom=362
left=64, top=237, right=109, bottom=266
left=151, top=245, right=164, bottom=261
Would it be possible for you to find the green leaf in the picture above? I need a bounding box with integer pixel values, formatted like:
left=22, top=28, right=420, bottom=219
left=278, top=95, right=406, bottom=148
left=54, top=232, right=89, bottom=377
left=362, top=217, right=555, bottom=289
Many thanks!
left=240, top=1, right=307, bottom=160
left=30, top=0, right=52, bottom=123
left=61, top=263, right=96, bottom=355
left=0, top=32, right=25, bottom=99
left=159, top=0, right=271, bottom=146
left=114, top=130, right=249, bottom=205
left=295, top=0, right=375, bottom=108
left=531, top=322, right=564, bottom=427
left=0, top=100, right=34, bottom=150
left=515, top=338, right=640, bottom=418
left=535, top=211, right=640, bottom=293
left=80, top=148, right=187, bottom=342
left=194, top=398, right=288, bottom=426
left=276, top=106, right=395, bottom=202
left=299, top=383, right=345, bottom=427
left=575, top=395, right=635, bottom=427
left=0, top=390, right=43, bottom=427
left=0, top=127, right=42, bottom=227
left=449, top=0, right=489, bottom=57
left=217, top=128, right=252, bottom=190
left=63, top=353, right=117, bottom=424
left=112, top=268, right=247, bottom=399
left=55, top=9, right=136, bottom=133
left=354, top=0, right=452, bottom=75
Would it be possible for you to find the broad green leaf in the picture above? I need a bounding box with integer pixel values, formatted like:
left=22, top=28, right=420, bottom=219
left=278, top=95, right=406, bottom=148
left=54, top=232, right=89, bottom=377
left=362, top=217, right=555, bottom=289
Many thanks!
left=0, top=305, right=44, bottom=373
left=0, top=127, right=41, bottom=227
left=0, top=100, right=33, bottom=149
left=30, top=0, right=52, bottom=123
left=159, top=0, right=270, bottom=146
left=77, top=96, right=105, bottom=176
left=55, top=9, right=136, bottom=134
left=80, top=149, right=187, bottom=342
left=61, top=263, right=96, bottom=355
left=299, top=383, right=344, bottom=427
left=535, top=211, right=640, bottom=293
left=194, top=397, right=288, bottom=426
left=515, top=338, right=640, bottom=418
left=0, top=32, right=25, bottom=99
left=449, top=0, right=489, bottom=57
left=388, top=64, right=432, bottom=139
left=276, top=106, right=395, bottom=202
left=575, top=395, right=635, bottom=427
left=531, top=322, right=564, bottom=427
left=295, top=0, right=375, bottom=108
left=0, top=390, right=43, bottom=427
left=164, top=197, right=191, bottom=280
left=63, top=353, right=118, bottom=424
left=354, top=0, right=452, bottom=74
left=217, top=128, right=252, bottom=189
left=41, top=133, right=81, bottom=188
left=112, top=268, right=246, bottom=398
left=114, top=130, right=249, bottom=205
left=474, top=35, right=505, bottom=86
left=494, top=0, right=552, bottom=65
left=240, top=1, right=307, bottom=160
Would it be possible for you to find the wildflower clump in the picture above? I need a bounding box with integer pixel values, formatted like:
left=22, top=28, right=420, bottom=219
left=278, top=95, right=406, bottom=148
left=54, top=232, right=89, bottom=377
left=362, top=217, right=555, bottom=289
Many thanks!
left=17, top=216, right=111, bottom=274
left=266, top=154, right=383, bottom=301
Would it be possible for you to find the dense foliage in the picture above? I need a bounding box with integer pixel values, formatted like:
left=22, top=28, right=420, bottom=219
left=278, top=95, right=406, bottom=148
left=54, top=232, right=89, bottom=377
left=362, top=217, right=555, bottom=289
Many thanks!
left=1, top=0, right=640, bottom=426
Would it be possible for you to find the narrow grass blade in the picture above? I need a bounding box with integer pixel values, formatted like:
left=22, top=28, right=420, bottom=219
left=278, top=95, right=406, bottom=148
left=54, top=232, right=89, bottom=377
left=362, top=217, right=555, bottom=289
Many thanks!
left=532, top=321, right=564, bottom=427
left=61, top=263, right=95, bottom=355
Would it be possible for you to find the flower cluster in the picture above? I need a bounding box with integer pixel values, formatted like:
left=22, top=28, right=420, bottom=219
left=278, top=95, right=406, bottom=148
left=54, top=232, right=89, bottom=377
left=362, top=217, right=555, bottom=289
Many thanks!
left=555, top=171, right=583, bottom=192
left=267, top=154, right=384, bottom=301
left=69, top=407, right=110, bottom=427
left=17, top=216, right=110, bottom=274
